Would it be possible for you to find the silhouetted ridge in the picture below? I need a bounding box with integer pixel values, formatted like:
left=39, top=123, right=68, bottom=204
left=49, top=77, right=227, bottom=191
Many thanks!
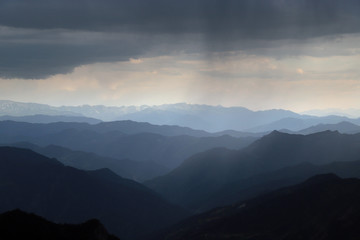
left=245, top=130, right=302, bottom=152
left=0, top=146, right=62, bottom=166
left=0, top=209, right=119, bottom=240
left=303, top=173, right=341, bottom=185
left=308, top=129, right=340, bottom=136
left=297, top=121, right=360, bottom=135
left=269, top=129, right=283, bottom=135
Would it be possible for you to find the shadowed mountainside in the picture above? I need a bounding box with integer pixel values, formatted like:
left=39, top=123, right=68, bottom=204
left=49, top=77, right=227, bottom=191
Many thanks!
left=7, top=142, right=168, bottom=182
left=198, top=159, right=360, bottom=212
left=150, top=174, right=360, bottom=240
left=146, top=131, right=360, bottom=211
left=0, top=147, right=188, bottom=239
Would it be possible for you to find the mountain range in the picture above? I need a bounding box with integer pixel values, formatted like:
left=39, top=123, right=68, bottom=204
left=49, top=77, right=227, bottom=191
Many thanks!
left=151, top=174, right=360, bottom=240
left=0, top=114, right=101, bottom=124
left=0, top=147, right=188, bottom=239
left=294, top=121, right=360, bottom=135
left=0, top=100, right=300, bottom=132
left=0, top=121, right=255, bottom=169
left=196, top=158, right=360, bottom=212
left=249, top=116, right=360, bottom=133
left=3, top=100, right=360, bottom=239
left=302, top=108, right=360, bottom=118
left=4, top=100, right=360, bottom=132
left=146, top=130, right=360, bottom=212
left=6, top=142, right=168, bottom=182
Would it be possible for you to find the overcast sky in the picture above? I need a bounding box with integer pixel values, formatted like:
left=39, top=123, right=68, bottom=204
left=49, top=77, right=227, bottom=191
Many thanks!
left=1, top=0, right=360, bottom=112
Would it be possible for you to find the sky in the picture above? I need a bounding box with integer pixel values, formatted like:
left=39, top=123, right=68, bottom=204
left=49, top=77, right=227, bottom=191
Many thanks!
left=1, top=0, right=360, bottom=112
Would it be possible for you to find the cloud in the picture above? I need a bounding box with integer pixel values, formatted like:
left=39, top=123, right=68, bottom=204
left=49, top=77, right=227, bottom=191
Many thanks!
left=1, top=0, right=360, bottom=79
left=0, top=27, right=149, bottom=78
left=129, top=58, right=143, bottom=64
left=1, top=52, right=360, bottom=111
left=1, top=0, right=360, bottom=37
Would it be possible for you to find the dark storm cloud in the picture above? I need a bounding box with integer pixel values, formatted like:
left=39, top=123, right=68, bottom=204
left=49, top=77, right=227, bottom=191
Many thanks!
left=2, top=0, right=360, bottom=37
left=1, top=0, right=360, bottom=79
left=0, top=28, right=203, bottom=79
left=0, top=41, right=140, bottom=79
left=0, top=28, right=152, bottom=79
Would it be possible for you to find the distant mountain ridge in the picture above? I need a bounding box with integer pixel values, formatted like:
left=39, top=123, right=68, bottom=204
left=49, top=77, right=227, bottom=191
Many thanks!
left=2, top=100, right=360, bottom=132
left=0, top=100, right=302, bottom=132
left=247, top=116, right=360, bottom=132
left=0, top=121, right=255, bottom=169
left=302, top=108, right=360, bottom=118
left=0, top=119, right=212, bottom=137
left=114, top=103, right=301, bottom=132
left=297, top=121, right=360, bottom=135
left=0, top=100, right=80, bottom=116
left=0, top=114, right=101, bottom=124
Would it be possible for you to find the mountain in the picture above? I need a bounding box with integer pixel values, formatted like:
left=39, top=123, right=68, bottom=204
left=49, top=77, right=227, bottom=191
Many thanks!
left=0, top=119, right=211, bottom=138
left=92, top=120, right=211, bottom=137
left=151, top=174, right=360, bottom=240
left=37, top=131, right=253, bottom=169
left=145, top=131, right=360, bottom=211
left=8, top=142, right=169, bottom=182
left=248, top=116, right=360, bottom=132
left=0, top=121, right=91, bottom=139
left=0, top=100, right=303, bottom=132
left=297, top=121, right=360, bottom=135
left=0, top=100, right=81, bottom=116
left=211, top=129, right=265, bottom=138
left=0, top=114, right=101, bottom=124
left=0, top=209, right=119, bottom=240
left=199, top=159, right=360, bottom=212
left=0, top=147, right=188, bottom=239
left=113, top=103, right=301, bottom=132
left=4, top=100, right=360, bottom=133
left=0, top=121, right=255, bottom=169
left=93, top=120, right=263, bottom=138
left=302, top=108, right=360, bottom=118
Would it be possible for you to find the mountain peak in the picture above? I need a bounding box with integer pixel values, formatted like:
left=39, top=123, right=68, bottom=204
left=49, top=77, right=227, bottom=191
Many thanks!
left=308, top=130, right=340, bottom=136
left=269, top=130, right=284, bottom=135
left=303, top=173, right=341, bottom=185
left=260, top=130, right=292, bottom=139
